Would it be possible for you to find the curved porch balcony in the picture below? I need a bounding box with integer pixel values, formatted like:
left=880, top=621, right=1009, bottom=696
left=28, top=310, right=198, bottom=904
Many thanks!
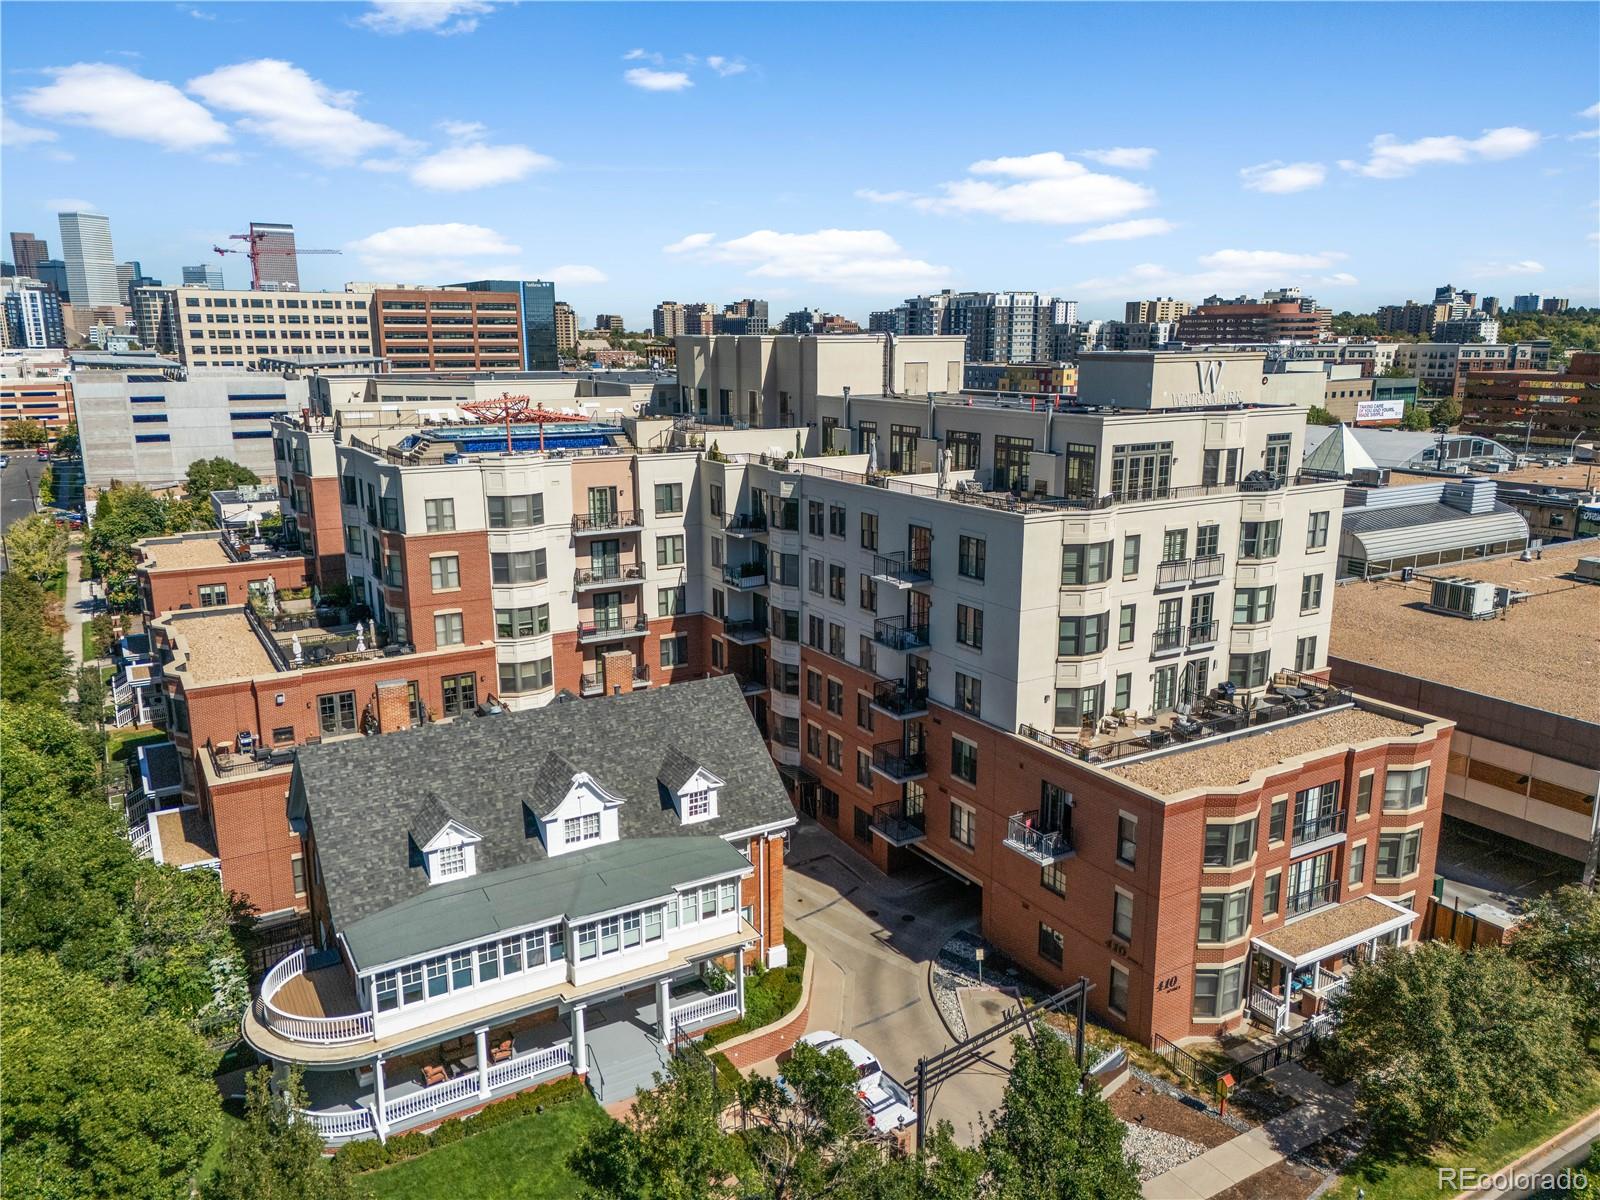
left=252, top=947, right=373, bottom=1046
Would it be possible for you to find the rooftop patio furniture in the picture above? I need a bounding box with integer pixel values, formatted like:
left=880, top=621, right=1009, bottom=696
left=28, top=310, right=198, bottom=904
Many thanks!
left=491, top=1039, right=513, bottom=1064
left=421, top=1064, right=447, bottom=1087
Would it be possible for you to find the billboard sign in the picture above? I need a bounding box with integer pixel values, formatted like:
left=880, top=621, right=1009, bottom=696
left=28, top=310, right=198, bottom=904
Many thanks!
left=1355, top=398, right=1404, bottom=425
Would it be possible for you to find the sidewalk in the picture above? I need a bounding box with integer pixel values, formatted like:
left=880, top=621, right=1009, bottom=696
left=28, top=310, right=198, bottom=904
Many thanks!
left=1143, top=1063, right=1357, bottom=1199
left=62, top=548, right=89, bottom=696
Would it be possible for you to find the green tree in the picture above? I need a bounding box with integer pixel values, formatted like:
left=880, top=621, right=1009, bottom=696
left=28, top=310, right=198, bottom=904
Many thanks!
left=54, top=420, right=80, bottom=456
left=569, top=1050, right=745, bottom=1200
left=1430, top=396, right=1462, bottom=427
left=1305, top=405, right=1336, bottom=426
left=1400, top=404, right=1433, bottom=431
left=1327, top=941, right=1587, bottom=1152
left=203, top=1068, right=367, bottom=1200
left=5, top=416, right=49, bottom=447
left=1508, top=885, right=1600, bottom=1045
left=5, top=511, right=69, bottom=584
left=85, top=482, right=168, bottom=608
left=185, top=457, right=260, bottom=500
left=1381, top=361, right=1411, bottom=378
left=0, top=574, right=72, bottom=705
left=983, top=1033, right=1141, bottom=1200
left=1, top=952, right=220, bottom=1200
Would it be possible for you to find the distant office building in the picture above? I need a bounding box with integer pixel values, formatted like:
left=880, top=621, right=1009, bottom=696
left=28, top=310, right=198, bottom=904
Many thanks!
left=814, top=313, right=862, bottom=335
left=1124, top=297, right=1191, bottom=324
left=1542, top=298, right=1569, bottom=315
left=779, top=308, right=818, bottom=335
left=715, top=299, right=769, bottom=335
left=34, top=259, right=69, bottom=299
left=132, top=286, right=179, bottom=354
left=1480, top=296, right=1500, bottom=318
left=683, top=302, right=717, bottom=336
left=554, top=301, right=579, bottom=351
left=57, top=210, right=119, bottom=306
left=0, top=374, right=74, bottom=444
left=1392, top=340, right=1552, bottom=396
left=1433, top=284, right=1477, bottom=311
left=1513, top=294, right=1542, bottom=313
left=249, top=222, right=299, bottom=290
left=1095, top=320, right=1176, bottom=352
left=1458, top=351, right=1600, bottom=449
left=653, top=301, right=686, bottom=339
left=962, top=361, right=1077, bottom=394
left=875, top=291, right=1060, bottom=362
left=118, top=261, right=161, bottom=307
left=1179, top=291, right=1331, bottom=343
left=171, top=285, right=375, bottom=368
left=10, top=233, right=47, bottom=279
left=372, top=287, right=523, bottom=372
left=453, top=279, right=558, bottom=370
left=1432, top=313, right=1500, bottom=345
left=595, top=313, right=626, bottom=333
left=2, top=280, right=66, bottom=349
left=182, top=264, right=226, bottom=289
left=1284, top=341, right=1400, bottom=377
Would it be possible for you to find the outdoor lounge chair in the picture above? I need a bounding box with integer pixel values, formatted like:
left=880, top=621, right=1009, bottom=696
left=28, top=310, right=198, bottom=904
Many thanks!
left=421, top=1064, right=448, bottom=1087
left=490, top=1039, right=513, bottom=1064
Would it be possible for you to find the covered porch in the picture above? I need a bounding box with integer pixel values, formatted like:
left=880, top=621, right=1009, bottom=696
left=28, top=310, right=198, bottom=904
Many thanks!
left=1245, top=894, right=1417, bottom=1036
left=287, top=967, right=743, bottom=1140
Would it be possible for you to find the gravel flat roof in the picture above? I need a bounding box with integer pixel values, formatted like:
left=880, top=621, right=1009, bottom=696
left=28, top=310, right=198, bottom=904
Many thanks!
left=154, top=808, right=219, bottom=866
left=1256, top=896, right=1408, bottom=960
left=139, top=536, right=230, bottom=571
left=168, top=611, right=275, bottom=683
left=1328, top=540, right=1600, bottom=722
left=1110, top=709, right=1425, bottom=795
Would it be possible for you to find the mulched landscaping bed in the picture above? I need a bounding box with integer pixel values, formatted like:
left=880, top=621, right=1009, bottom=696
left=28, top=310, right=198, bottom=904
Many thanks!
left=1208, top=1159, right=1326, bottom=1200
left=1109, top=1079, right=1238, bottom=1149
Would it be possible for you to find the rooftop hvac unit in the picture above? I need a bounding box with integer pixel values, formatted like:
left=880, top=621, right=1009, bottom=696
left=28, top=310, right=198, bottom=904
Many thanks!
left=1576, top=557, right=1600, bottom=583
left=1494, top=586, right=1530, bottom=609
left=1428, top=577, right=1498, bottom=619
left=1353, top=467, right=1391, bottom=487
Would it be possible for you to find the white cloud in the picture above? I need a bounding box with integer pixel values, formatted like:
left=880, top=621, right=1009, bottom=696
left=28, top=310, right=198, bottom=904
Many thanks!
left=1472, top=259, right=1545, bottom=276
left=1074, top=248, right=1352, bottom=297
left=188, top=59, right=413, bottom=163
left=1579, top=102, right=1600, bottom=119
left=663, top=232, right=716, bottom=254
left=622, top=48, right=663, bottom=63
left=49, top=197, right=100, bottom=214
left=1339, top=126, right=1541, bottom=179
left=21, top=62, right=231, bottom=151
left=1067, top=218, right=1176, bottom=244
left=1239, top=160, right=1327, bottom=194
left=345, top=222, right=519, bottom=279
left=409, top=141, right=554, bottom=190
left=625, top=67, right=693, bottom=92
left=1079, top=147, right=1157, bottom=170
left=437, top=119, right=486, bottom=139
left=897, top=151, right=1155, bottom=225
left=358, top=1, right=492, bottom=35
left=664, top=228, right=948, bottom=293
left=1, top=106, right=58, bottom=146
left=705, top=55, right=748, bottom=77
left=856, top=188, right=914, bottom=204
left=540, top=264, right=608, bottom=285
left=185, top=7, right=217, bottom=20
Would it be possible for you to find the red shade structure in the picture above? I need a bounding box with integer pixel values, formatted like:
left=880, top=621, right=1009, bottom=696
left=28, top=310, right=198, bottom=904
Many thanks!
left=458, top=393, right=589, bottom=453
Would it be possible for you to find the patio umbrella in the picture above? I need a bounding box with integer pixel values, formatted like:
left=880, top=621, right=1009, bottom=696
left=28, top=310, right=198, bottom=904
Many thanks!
left=263, top=575, right=278, bottom=616
left=291, top=634, right=303, bottom=666
left=867, top=434, right=879, bottom=474
left=938, top=447, right=952, bottom=493
left=355, top=625, right=367, bottom=652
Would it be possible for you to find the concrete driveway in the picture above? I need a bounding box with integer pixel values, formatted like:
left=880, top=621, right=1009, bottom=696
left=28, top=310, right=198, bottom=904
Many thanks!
left=783, top=821, right=1016, bottom=1144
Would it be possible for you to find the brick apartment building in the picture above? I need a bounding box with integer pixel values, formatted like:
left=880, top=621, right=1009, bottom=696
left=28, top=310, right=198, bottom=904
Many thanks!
left=370, top=288, right=524, bottom=373
left=1177, top=295, right=1331, bottom=345
left=0, top=376, right=74, bottom=444
left=1458, top=351, right=1600, bottom=450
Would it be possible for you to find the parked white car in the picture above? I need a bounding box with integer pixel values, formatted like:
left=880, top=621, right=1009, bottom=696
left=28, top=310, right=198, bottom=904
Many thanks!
left=797, top=1030, right=918, bottom=1134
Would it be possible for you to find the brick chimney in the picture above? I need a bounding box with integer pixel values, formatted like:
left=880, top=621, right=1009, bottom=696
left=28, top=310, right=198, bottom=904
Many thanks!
left=374, top=678, right=412, bottom=733
left=603, top=649, right=636, bottom=696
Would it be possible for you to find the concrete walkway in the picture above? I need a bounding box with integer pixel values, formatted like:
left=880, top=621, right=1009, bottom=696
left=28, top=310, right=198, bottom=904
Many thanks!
left=62, top=548, right=89, bottom=696
left=1143, top=1063, right=1357, bottom=1199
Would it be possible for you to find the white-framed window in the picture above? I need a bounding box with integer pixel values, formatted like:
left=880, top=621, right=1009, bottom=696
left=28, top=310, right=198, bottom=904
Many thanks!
left=1383, top=766, right=1430, bottom=811
left=435, top=844, right=468, bottom=878
left=685, top=789, right=711, bottom=818
left=564, top=812, right=601, bottom=844
left=430, top=554, right=460, bottom=590
left=434, top=611, right=465, bottom=646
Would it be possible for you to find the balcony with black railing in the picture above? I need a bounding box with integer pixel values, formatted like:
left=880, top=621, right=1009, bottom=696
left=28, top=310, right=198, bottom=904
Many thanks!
left=870, top=798, right=927, bottom=847
left=871, top=678, right=929, bottom=719
left=572, top=509, right=643, bottom=534
left=873, top=615, right=930, bottom=651
left=870, top=551, right=932, bottom=587
left=722, top=617, right=768, bottom=643
left=722, top=562, right=768, bottom=590
left=1003, top=810, right=1074, bottom=864
left=734, top=670, right=767, bottom=696
left=1192, top=554, right=1225, bottom=583
left=1187, top=619, right=1220, bottom=647
left=577, top=615, right=648, bottom=643
left=724, top=513, right=768, bottom=538
left=1155, top=559, right=1191, bottom=588
left=1284, top=880, right=1341, bottom=918
left=1291, top=808, right=1347, bottom=848
left=574, top=564, right=644, bottom=591
left=871, top=738, right=928, bottom=781
left=1152, top=625, right=1185, bottom=655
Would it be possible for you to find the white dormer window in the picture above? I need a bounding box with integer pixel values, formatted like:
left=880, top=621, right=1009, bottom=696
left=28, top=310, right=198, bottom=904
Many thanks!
left=564, top=813, right=601, bottom=844
left=684, top=789, right=712, bottom=819
left=660, top=756, right=725, bottom=827
left=435, top=843, right=468, bottom=879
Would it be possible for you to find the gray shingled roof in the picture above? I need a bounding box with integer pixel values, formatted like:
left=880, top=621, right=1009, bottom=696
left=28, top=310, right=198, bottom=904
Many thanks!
left=408, top=791, right=468, bottom=849
left=292, top=676, right=793, bottom=935
left=657, top=746, right=703, bottom=794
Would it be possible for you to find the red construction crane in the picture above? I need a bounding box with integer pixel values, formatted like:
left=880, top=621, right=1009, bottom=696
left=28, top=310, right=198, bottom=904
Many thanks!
left=212, top=230, right=342, bottom=289
left=459, top=393, right=587, bottom=453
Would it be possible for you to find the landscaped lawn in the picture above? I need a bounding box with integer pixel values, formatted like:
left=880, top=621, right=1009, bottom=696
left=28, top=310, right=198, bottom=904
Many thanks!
left=1328, top=1075, right=1600, bottom=1200
left=105, top=727, right=165, bottom=766
left=364, top=1094, right=612, bottom=1200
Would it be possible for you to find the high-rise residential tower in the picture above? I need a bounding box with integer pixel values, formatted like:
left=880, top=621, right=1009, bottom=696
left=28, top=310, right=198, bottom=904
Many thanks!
left=249, top=222, right=300, bottom=290
left=57, top=210, right=119, bottom=306
left=10, top=233, right=47, bottom=279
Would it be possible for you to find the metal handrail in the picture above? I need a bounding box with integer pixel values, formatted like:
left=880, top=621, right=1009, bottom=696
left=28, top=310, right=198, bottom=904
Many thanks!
left=572, top=509, right=643, bottom=532
left=1291, top=809, right=1347, bottom=846
left=873, top=616, right=930, bottom=650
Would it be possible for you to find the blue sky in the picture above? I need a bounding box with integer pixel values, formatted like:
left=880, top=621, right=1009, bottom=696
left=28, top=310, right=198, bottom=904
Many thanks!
left=3, top=1, right=1597, bottom=326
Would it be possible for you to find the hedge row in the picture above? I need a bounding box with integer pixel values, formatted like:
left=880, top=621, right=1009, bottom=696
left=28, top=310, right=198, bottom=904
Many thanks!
left=331, top=1073, right=588, bottom=1173
left=702, top=929, right=808, bottom=1048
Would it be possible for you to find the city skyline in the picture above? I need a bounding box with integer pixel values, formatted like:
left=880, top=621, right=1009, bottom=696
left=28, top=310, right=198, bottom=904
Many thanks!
left=1, top=1, right=1596, bottom=326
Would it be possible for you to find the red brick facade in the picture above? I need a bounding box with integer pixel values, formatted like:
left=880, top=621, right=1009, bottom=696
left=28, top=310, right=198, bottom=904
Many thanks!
left=139, top=553, right=308, bottom=619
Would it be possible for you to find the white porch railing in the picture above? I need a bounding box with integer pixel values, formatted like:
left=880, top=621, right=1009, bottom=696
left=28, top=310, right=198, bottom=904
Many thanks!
left=382, top=1071, right=479, bottom=1125
left=129, top=820, right=153, bottom=860
left=671, top=988, right=740, bottom=1029
left=296, top=1105, right=374, bottom=1140
left=1249, top=986, right=1289, bottom=1035
left=255, top=948, right=375, bottom=1045
left=487, top=1040, right=573, bottom=1091
left=1313, top=966, right=1349, bottom=1000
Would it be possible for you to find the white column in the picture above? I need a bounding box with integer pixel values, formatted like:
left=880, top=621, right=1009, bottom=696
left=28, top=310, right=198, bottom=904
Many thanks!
left=475, top=1026, right=490, bottom=1098
left=372, top=1056, right=389, bottom=1141
left=572, top=1003, right=588, bottom=1076
left=657, top=977, right=672, bottom=1041
left=735, top=952, right=746, bottom=1016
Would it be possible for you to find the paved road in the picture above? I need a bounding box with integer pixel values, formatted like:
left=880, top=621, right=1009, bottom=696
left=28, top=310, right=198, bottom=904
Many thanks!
left=1, top=456, right=44, bottom=532
left=783, top=822, right=1013, bottom=1144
